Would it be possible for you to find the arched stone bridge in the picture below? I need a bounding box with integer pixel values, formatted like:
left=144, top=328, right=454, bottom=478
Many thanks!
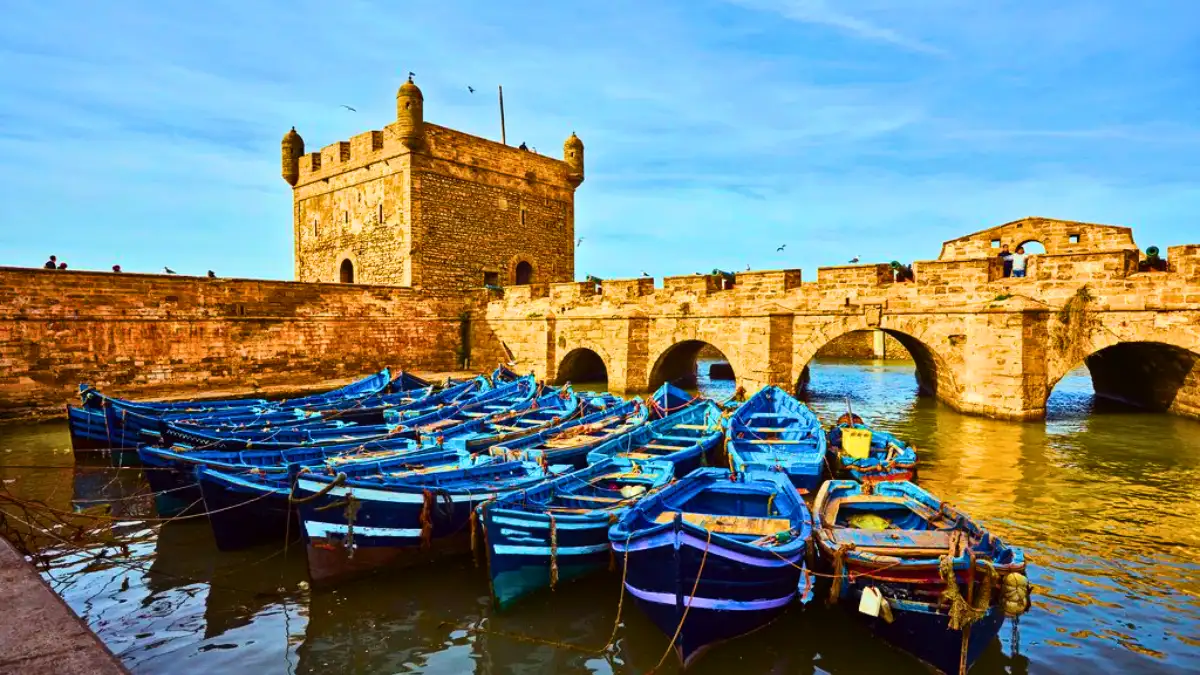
left=477, top=218, right=1200, bottom=421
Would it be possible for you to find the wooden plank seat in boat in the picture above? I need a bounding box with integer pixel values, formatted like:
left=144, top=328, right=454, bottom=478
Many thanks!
left=748, top=413, right=802, bottom=420
left=747, top=427, right=790, bottom=433
left=654, top=511, right=793, bottom=536
left=745, top=439, right=809, bottom=445
left=616, top=451, right=659, bottom=460
left=655, top=434, right=704, bottom=442
left=488, top=424, right=526, bottom=432
left=674, top=424, right=714, bottom=431
left=644, top=443, right=686, bottom=451
left=827, top=528, right=954, bottom=554
left=568, top=494, right=627, bottom=503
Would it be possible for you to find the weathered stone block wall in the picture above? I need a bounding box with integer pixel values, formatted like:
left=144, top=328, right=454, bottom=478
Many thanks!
left=0, top=268, right=468, bottom=419
left=410, top=125, right=576, bottom=291
left=1029, top=250, right=1139, bottom=281
left=938, top=217, right=1138, bottom=260
left=813, top=330, right=911, bottom=360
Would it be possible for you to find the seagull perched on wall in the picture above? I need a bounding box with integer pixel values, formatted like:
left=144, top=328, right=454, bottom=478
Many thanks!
left=340, top=105, right=356, bottom=112
left=777, top=244, right=786, bottom=251
left=746, top=264, right=751, bottom=271
left=848, top=255, right=860, bottom=264
left=163, top=266, right=176, bottom=274
left=641, top=271, right=649, bottom=277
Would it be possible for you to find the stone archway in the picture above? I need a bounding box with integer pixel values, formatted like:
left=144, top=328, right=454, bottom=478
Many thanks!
left=339, top=258, right=355, bottom=283
left=648, top=340, right=735, bottom=390
left=555, top=347, right=608, bottom=385
left=1047, top=340, right=1200, bottom=417
left=793, top=317, right=960, bottom=401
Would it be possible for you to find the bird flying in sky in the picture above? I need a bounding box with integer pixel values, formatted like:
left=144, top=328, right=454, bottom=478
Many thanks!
left=340, top=105, right=356, bottom=112
left=777, top=244, right=786, bottom=251
left=468, top=86, right=475, bottom=93
left=576, top=237, right=585, bottom=247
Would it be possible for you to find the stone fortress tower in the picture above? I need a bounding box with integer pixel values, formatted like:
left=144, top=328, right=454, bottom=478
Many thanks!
left=281, top=76, right=583, bottom=290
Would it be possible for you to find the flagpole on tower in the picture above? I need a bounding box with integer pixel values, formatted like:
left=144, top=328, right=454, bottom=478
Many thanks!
left=498, top=85, right=507, bottom=145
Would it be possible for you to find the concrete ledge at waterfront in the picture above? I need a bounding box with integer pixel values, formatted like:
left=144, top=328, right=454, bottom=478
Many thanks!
left=0, top=537, right=129, bottom=674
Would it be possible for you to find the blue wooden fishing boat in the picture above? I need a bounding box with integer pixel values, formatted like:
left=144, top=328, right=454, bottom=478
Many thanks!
left=194, top=445, right=473, bottom=551
left=68, top=368, right=403, bottom=454
left=489, top=399, right=648, bottom=469
left=479, top=457, right=674, bottom=610
left=827, top=414, right=918, bottom=483
left=148, top=377, right=490, bottom=453
left=647, top=382, right=697, bottom=420
left=609, top=468, right=814, bottom=668
left=585, top=400, right=724, bottom=476
left=726, top=385, right=828, bottom=493
left=436, top=386, right=581, bottom=452
left=579, top=391, right=625, bottom=412
left=384, top=376, right=538, bottom=438
left=812, top=480, right=1031, bottom=675
left=138, top=431, right=428, bottom=517
left=295, top=452, right=570, bottom=586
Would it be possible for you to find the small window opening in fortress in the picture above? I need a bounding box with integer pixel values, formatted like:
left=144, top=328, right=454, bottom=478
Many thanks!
left=990, top=239, right=1001, bottom=248
left=520, top=208, right=527, bottom=226
left=344, top=212, right=349, bottom=224
left=515, top=261, right=533, bottom=285
left=1069, top=234, right=1081, bottom=244
left=312, top=221, right=319, bottom=238
left=339, top=259, right=355, bottom=284
left=378, top=204, right=383, bottom=223
left=484, top=271, right=500, bottom=287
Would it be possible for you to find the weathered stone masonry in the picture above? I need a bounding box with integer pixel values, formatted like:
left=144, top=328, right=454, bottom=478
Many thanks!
left=481, top=218, right=1200, bottom=421
left=0, top=267, right=479, bottom=418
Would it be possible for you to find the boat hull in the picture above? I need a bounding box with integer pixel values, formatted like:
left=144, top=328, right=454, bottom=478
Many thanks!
left=196, top=470, right=295, bottom=551
left=845, top=588, right=1006, bottom=675
left=296, top=479, right=501, bottom=586
left=482, top=506, right=614, bottom=610
left=613, top=524, right=805, bottom=667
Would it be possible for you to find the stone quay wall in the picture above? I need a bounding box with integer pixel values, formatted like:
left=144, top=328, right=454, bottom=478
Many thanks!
left=0, top=267, right=475, bottom=419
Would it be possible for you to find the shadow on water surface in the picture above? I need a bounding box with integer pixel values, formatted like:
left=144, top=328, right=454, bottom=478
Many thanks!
left=1, top=358, right=1199, bottom=674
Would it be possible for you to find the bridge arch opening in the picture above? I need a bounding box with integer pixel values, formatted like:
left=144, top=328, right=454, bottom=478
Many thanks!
left=1047, top=341, right=1200, bottom=416
left=796, top=328, right=945, bottom=406
left=649, top=341, right=734, bottom=391
left=555, top=348, right=608, bottom=386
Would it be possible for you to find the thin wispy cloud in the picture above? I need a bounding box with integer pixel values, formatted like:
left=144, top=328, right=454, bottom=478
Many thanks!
left=722, top=0, right=949, bottom=56
left=0, top=0, right=1198, bottom=280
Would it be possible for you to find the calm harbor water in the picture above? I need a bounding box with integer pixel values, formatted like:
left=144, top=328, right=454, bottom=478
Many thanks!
left=2, top=358, right=1199, bottom=674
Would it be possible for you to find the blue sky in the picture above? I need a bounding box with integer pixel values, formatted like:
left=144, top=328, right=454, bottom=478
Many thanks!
left=1, top=0, right=1198, bottom=280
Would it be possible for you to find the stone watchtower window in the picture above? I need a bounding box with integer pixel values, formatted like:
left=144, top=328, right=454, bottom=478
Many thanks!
left=514, top=261, right=533, bottom=285
left=484, top=271, right=499, bottom=287
left=340, top=259, right=355, bottom=283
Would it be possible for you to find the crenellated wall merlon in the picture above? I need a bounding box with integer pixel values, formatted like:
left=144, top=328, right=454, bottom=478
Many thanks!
left=350, top=130, right=385, bottom=157
left=320, top=141, right=351, bottom=167
left=601, top=278, right=655, bottom=301
left=817, top=263, right=891, bottom=287
left=299, top=152, right=321, bottom=174
left=734, top=269, right=802, bottom=295
left=914, top=258, right=1001, bottom=286
left=1029, top=250, right=1139, bottom=282
left=663, top=274, right=722, bottom=295
left=549, top=281, right=598, bottom=303
left=1168, top=245, right=1200, bottom=278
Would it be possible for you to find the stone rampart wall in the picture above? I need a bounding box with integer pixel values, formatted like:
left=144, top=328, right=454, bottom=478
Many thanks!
left=0, top=267, right=470, bottom=419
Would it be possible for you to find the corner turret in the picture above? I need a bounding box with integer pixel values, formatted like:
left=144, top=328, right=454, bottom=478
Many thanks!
left=395, top=75, right=425, bottom=150
left=281, top=127, right=304, bottom=186
left=564, top=132, right=584, bottom=187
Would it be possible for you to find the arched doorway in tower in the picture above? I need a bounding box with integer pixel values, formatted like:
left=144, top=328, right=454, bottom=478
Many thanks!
left=555, top=348, right=608, bottom=387
left=339, top=259, right=355, bottom=284
left=1017, top=240, right=1047, bottom=255
left=514, top=261, right=533, bottom=285
left=1046, top=341, right=1200, bottom=421
left=796, top=328, right=944, bottom=424
left=648, top=341, right=737, bottom=400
